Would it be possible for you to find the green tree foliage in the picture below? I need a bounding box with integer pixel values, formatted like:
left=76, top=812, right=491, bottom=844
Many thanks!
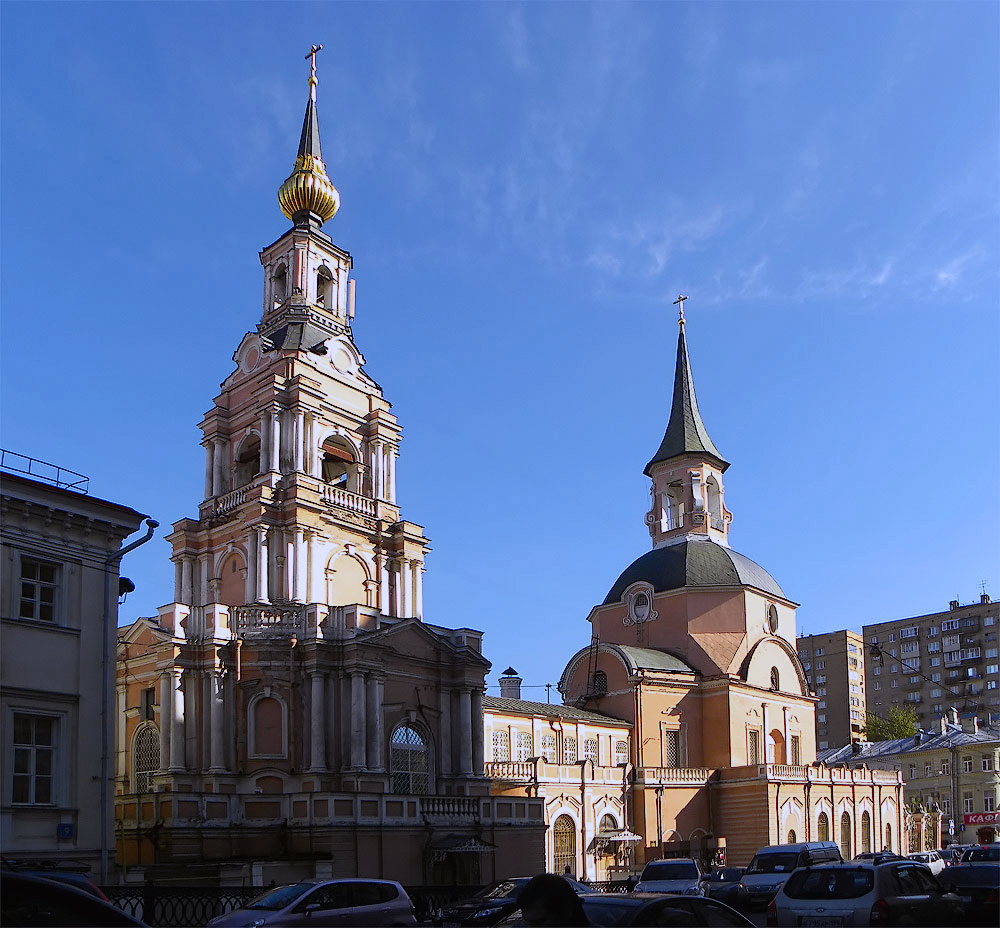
left=862, top=705, right=919, bottom=741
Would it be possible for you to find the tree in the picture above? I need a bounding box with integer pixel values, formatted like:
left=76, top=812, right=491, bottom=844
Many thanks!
left=862, top=705, right=919, bottom=741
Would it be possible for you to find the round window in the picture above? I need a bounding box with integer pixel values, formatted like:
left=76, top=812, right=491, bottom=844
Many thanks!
left=767, top=604, right=779, bottom=634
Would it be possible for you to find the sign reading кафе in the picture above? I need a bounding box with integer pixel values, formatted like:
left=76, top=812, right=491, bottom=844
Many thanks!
left=963, top=812, right=1000, bottom=826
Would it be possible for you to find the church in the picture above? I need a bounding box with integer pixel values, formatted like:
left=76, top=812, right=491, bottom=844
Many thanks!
left=114, top=52, right=544, bottom=886
left=484, top=305, right=906, bottom=874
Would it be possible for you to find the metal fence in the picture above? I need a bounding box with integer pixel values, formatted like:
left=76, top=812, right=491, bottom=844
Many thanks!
left=101, top=880, right=633, bottom=926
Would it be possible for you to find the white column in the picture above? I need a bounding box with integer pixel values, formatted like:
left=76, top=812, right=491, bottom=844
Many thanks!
left=783, top=706, right=791, bottom=763
left=246, top=532, right=258, bottom=602
left=284, top=532, right=294, bottom=601
left=199, top=554, right=212, bottom=606
left=459, top=688, right=473, bottom=775
left=292, top=529, right=305, bottom=601
left=350, top=672, right=366, bottom=769
left=159, top=673, right=171, bottom=771
left=181, top=557, right=194, bottom=604
left=173, top=558, right=182, bottom=602
left=366, top=675, right=383, bottom=771
left=168, top=669, right=185, bottom=772
left=212, top=439, right=226, bottom=496
left=415, top=565, right=424, bottom=619
left=259, top=413, right=270, bottom=473
left=204, top=442, right=215, bottom=498
left=309, top=672, right=327, bottom=772
left=306, top=532, right=318, bottom=602
left=270, top=411, right=281, bottom=473
left=393, top=561, right=402, bottom=617
left=293, top=410, right=304, bottom=473
left=440, top=689, right=453, bottom=776
left=400, top=559, right=413, bottom=617
left=372, top=440, right=384, bottom=499
left=116, top=683, right=128, bottom=779
left=209, top=670, right=225, bottom=772
left=380, top=559, right=390, bottom=615
left=387, top=447, right=397, bottom=502
left=471, top=687, right=484, bottom=775
left=256, top=528, right=269, bottom=603
left=304, top=412, right=315, bottom=477
left=762, top=701, right=771, bottom=764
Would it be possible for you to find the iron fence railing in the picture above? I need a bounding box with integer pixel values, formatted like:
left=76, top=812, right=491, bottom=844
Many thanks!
left=0, top=449, right=89, bottom=493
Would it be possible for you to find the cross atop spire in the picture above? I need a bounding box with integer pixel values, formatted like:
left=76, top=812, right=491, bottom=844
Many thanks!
left=306, top=44, right=323, bottom=102
left=674, top=293, right=688, bottom=328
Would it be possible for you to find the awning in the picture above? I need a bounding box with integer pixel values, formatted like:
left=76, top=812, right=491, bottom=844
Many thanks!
left=587, top=830, right=642, bottom=853
left=429, top=833, right=498, bottom=854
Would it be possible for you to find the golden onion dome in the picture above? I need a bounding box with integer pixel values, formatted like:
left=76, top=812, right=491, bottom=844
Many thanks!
left=278, top=45, right=340, bottom=226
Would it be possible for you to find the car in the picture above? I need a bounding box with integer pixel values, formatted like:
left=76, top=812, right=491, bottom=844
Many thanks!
left=908, top=850, right=945, bottom=875
left=633, top=857, right=704, bottom=895
left=205, top=879, right=416, bottom=927
left=766, top=858, right=965, bottom=927
left=492, top=893, right=755, bottom=926
left=941, top=859, right=1000, bottom=927
left=737, top=842, right=843, bottom=909
left=433, top=876, right=592, bottom=926
left=944, top=845, right=976, bottom=865
left=962, top=843, right=1000, bottom=862
left=702, top=867, right=746, bottom=905
left=1, top=870, right=147, bottom=926
left=0, top=860, right=109, bottom=900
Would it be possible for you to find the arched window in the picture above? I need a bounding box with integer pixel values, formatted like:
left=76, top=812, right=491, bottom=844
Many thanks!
left=599, top=813, right=617, bottom=834
left=251, top=696, right=285, bottom=757
left=840, top=812, right=852, bottom=858
left=390, top=724, right=429, bottom=794
left=614, top=740, right=628, bottom=766
left=552, top=815, right=576, bottom=875
left=817, top=811, right=830, bottom=842
left=706, top=477, right=723, bottom=530
left=234, top=435, right=261, bottom=487
left=492, top=730, right=510, bottom=762
left=132, top=723, right=159, bottom=793
left=787, top=829, right=797, bottom=843
left=316, top=266, right=335, bottom=308
left=272, top=264, right=288, bottom=304
left=861, top=810, right=872, bottom=854
left=768, top=728, right=786, bottom=765
left=663, top=483, right=684, bottom=531
left=770, top=667, right=780, bottom=691
left=218, top=552, right=245, bottom=608
left=591, top=671, right=608, bottom=696
left=321, top=438, right=355, bottom=490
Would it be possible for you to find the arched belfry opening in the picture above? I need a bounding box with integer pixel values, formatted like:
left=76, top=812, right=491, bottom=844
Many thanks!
left=234, top=434, right=262, bottom=488
left=706, top=476, right=723, bottom=530
left=272, top=263, right=288, bottom=305
left=321, top=437, right=357, bottom=491
left=316, top=265, right=335, bottom=309
left=663, top=482, right=684, bottom=531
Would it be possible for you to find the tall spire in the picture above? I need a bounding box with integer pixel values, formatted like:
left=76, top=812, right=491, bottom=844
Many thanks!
left=277, top=45, right=341, bottom=227
left=644, top=297, right=728, bottom=476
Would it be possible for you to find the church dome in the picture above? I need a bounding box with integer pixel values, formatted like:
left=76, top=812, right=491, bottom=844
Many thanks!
left=603, top=538, right=784, bottom=604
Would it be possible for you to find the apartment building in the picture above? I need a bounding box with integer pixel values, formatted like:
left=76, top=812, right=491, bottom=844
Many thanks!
left=863, top=597, right=1000, bottom=730
left=797, top=630, right=867, bottom=750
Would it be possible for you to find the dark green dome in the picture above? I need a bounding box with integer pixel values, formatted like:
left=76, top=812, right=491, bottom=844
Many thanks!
left=604, top=539, right=784, bottom=604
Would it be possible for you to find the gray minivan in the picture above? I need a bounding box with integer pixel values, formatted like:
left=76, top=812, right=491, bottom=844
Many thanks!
left=736, top=842, right=842, bottom=908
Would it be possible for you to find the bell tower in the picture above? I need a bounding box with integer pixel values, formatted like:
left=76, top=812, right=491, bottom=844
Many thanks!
left=644, top=296, right=732, bottom=548
left=164, top=48, right=429, bottom=640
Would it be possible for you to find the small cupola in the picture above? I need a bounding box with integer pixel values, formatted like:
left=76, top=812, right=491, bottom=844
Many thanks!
left=499, top=667, right=522, bottom=700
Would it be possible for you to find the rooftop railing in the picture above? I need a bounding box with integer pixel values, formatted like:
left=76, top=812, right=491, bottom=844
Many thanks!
left=0, top=449, right=89, bottom=493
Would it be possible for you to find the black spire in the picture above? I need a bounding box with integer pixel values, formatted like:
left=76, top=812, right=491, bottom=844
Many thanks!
left=644, top=318, right=728, bottom=476
left=296, top=91, right=323, bottom=162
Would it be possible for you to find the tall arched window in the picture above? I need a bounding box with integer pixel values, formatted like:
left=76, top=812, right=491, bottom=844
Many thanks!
left=663, top=483, right=684, bottom=530
left=321, top=438, right=355, bottom=489
left=218, top=552, right=245, bottom=608
left=132, top=723, right=160, bottom=793
left=250, top=696, right=285, bottom=757
left=840, top=812, right=852, bottom=858
left=817, top=811, right=830, bottom=842
left=861, top=811, right=872, bottom=854
left=234, top=435, right=261, bottom=487
left=316, top=266, right=335, bottom=308
left=770, top=667, right=780, bottom=691
left=707, top=477, right=723, bottom=530
left=787, top=829, right=797, bottom=843
left=272, top=264, right=288, bottom=304
left=553, top=815, right=576, bottom=875
left=598, top=813, right=617, bottom=834
left=390, top=724, right=429, bottom=794
left=885, top=823, right=892, bottom=851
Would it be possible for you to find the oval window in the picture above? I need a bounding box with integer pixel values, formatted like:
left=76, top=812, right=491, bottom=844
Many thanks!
left=768, top=604, right=779, bottom=634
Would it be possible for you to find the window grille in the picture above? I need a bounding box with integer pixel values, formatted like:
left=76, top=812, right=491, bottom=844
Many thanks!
left=664, top=730, right=680, bottom=767
left=591, top=671, right=608, bottom=696
left=541, top=735, right=556, bottom=763
left=614, top=740, right=628, bottom=766
left=515, top=732, right=532, bottom=761
left=390, top=724, right=428, bottom=794
left=748, top=730, right=761, bottom=765
left=492, top=730, right=510, bottom=762
left=584, top=738, right=599, bottom=764
left=552, top=815, right=576, bottom=875
left=791, top=735, right=801, bottom=766
left=133, top=724, right=160, bottom=792
left=563, top=736, right=577, bottom=764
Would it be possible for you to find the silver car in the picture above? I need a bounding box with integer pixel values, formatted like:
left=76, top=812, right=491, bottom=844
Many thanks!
left=206, top=879, right=417, bottom=927
left=633, top=857, right=705, bottom=895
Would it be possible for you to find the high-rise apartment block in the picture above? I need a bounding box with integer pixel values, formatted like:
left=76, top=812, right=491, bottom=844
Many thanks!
left=864, top=597, right=1000, bottom=731
left=796, top=630, right=867, bottom=750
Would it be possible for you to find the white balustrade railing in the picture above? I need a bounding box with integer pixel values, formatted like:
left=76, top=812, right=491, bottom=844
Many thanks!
left=484, top=761, right=535, bottom=781
left=320, top=484, right=376, bottom=517
left=214, top=486, right=248, bottom=515
left=636, top=766, right=712, bottom=785
left=233, top=603, right=305, bottom=636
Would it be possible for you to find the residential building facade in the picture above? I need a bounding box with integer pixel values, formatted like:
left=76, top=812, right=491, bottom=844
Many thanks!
left=821, top=711, right=999, bottom=848
left=1, top=459, right=147, bottom=882
left=864, top=597, right=1000, bottom=730
left=796, top=630, right=867, bottom=749
left=114, top=59, right=544, bottom=886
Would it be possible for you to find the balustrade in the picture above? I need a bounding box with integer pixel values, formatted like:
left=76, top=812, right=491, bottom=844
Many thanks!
left=233, top=603, right=305, bottom=636
left=214, top=486, right=247, bottom=514
left=320, top=483, right=376, bottom=517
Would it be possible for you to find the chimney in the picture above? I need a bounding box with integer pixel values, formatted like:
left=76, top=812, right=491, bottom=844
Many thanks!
left=950, top=600, right=961, bottom=611
left=981, top=593, right=991, bottom=604
left=961, top=716, right=980, bottom=735
left=949, top=707, right=961, bottom=727
left=499, top=667, right=522, bottom=700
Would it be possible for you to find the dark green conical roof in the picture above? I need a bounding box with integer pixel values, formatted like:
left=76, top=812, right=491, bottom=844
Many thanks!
left=644, top=321, right=728, bottom=476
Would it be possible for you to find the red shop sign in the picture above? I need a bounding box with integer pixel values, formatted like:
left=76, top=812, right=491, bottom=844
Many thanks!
left=963, top=812, right=1000, bottom=825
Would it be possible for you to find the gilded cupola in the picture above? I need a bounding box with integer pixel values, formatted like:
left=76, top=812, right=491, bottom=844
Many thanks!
left=277, top=45, right=340, bottom=227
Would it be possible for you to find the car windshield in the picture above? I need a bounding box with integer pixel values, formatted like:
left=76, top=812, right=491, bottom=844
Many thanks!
left=580, top=898, right=640, bottom=926
left=475, top=879, right=527, bottom=900
left=641, top=861, right=698, bottom=880
left=746, top=853, right=799, bottom=874
left=784, top=869, right=874, bottom=899
left=708, top=868, right=743, bottom=882
left=247, top=883, right=313, bottom=910
left=965, top=846, right=1000, bottom=862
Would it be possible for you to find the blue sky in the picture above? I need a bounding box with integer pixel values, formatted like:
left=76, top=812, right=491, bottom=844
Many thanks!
left=2, top=2, right=997, bottom=701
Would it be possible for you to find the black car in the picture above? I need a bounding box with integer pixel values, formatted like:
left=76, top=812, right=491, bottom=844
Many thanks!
left=579, top=893, right=754, bottom=927
left=434, top=877, right=591, bottom=926
left=702, top=867, right=746, bottom=905
left=1, top=871, right=147, bottom=927
left=942, top=860, right=1000, bottom=927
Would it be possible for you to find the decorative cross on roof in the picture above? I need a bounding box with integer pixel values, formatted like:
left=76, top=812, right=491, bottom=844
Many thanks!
left=673, top=293, right=688, bottom=327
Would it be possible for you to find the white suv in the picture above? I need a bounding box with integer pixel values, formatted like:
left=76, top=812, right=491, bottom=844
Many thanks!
left=767, top=857, right=964, bottom=926
left=907, top=850, right=945, bottom=875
